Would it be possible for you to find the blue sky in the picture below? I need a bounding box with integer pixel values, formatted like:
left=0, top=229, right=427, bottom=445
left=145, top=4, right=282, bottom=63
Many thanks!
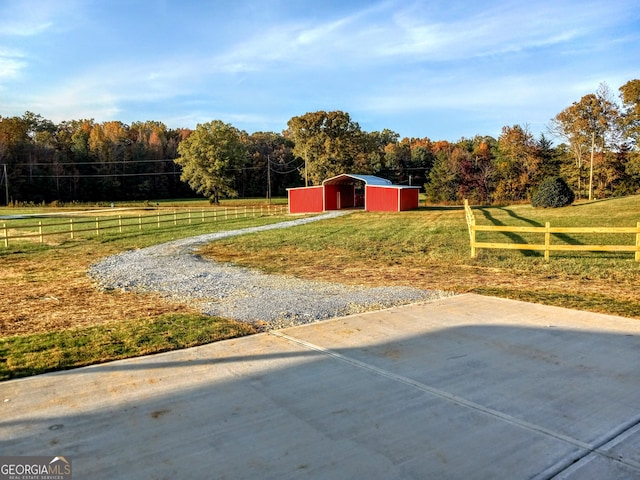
left=1, top=0, right=639, bottom=141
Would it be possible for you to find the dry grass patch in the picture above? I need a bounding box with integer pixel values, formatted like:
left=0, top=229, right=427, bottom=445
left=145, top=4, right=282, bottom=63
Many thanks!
left=1, top=213, right=291, bottom=338
left=1, top=244, right=194, bottom=337
left=200, top=204, right=640, bottom=320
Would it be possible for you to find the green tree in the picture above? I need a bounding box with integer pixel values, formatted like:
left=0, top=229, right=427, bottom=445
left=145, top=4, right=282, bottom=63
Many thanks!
left=362, top=129, right=399, bottom=176
left=175, top=120, right=246, bottom=203
left=536, top=133, right=561, bottom=179
left=531, top=176, right=574, bottom=208
left=494, top=125, right=541, bottom=202
left=286, top=111, right=364, bottom=185
left=383, top=140, right=411, bottom=182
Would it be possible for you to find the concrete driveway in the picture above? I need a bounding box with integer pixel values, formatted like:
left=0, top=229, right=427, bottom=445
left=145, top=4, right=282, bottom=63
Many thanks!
left=2, top=294, right=640, bottom=479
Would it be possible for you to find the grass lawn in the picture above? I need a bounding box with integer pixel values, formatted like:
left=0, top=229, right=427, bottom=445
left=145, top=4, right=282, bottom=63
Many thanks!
left=0, top=314, right=255, bottom=381
left=201, top=196, right=640, bottom=319
left=0, top=211, right=290, bottom=380
left=2, top=196, right=639, bottom=380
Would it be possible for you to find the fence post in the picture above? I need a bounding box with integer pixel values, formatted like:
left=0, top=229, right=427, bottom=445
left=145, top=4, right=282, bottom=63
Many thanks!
left=138, top=214, right=142, bottom=231
left=38, top=221, right=43, bottom=244
left=252, top=206, right=255, bottom=217
left=469, top=218, right=476, bottom=258
left=188, top=209, right=192, bottom=225
left=174, top=210, right=177, bottom=225
left=636, top=221, right=640, bottom=262
left=95, top=217, right=100, bottom=237
left=119, top=215, right=123, bottom=233
left=464, top=200, right=476, bottom=258
left=3, top=223, right=7, bottom=247
left=244, top=206, right=247, bottom=218
left=201, top=209, right=205, bottom=223
left=225, top=208, right=228, bottom=220
left=70, top=218, right=74, bottom=239
left=157, top=212, right=160, bottom=228
left=545, top=222, right=551, bottom=261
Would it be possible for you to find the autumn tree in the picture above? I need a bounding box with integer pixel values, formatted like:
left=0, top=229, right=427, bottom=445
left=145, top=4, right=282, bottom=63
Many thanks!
left=424, top=141, right=463, bottom=203
left=286, top=111, right=365, bottom=185
left=494, top=125, right=542, bottom=202
left=0, top=116, right=29, bottom=164
left=551, top=83, right=619, bottom=199
left=619, top=79, right=640, bottom=149
left=175, top=120, right=246, bottom=203
left=459, top=138, right=495, bottom=203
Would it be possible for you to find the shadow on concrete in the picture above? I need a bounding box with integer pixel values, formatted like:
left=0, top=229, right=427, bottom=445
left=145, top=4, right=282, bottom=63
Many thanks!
left=2, top=314, right=640, bottom=479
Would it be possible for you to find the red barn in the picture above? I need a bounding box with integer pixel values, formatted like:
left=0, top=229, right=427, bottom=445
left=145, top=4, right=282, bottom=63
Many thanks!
left=287, top=174, right=420, bottom=214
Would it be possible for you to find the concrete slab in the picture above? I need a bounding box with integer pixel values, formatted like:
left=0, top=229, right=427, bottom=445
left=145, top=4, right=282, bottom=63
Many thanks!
left=1, top=294, right=640, bottom=479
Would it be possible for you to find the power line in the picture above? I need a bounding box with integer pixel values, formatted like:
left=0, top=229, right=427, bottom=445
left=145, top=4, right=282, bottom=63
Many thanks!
left=16, top=171, right=181, bottom=179
left=270, top=165, right=304, bottom=175
left=14, top=158, right=178, bottom=167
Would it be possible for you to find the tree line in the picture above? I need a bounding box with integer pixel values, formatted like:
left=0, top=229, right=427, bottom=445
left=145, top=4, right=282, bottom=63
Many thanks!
left=1, top=79, right=638, bottom=205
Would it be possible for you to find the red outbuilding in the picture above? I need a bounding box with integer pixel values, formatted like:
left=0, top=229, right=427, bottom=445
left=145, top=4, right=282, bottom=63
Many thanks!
left=287, top=174, right=420, bottom=214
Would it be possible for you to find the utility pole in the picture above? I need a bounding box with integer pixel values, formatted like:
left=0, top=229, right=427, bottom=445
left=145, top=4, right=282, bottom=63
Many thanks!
left=2, top=164, right=8, bottom=206
left=304, top=148, right=308, bottom=187
left=266, top=155, right=271, bottom=204
left=588, top=131, right=595, bottom=201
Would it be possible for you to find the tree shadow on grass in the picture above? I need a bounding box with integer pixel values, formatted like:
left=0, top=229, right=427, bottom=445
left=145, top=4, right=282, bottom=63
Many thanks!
left=478, top=208, right=539, bottom=257
left=480, top=207, right=586, bottom=255
left=496, top=207, right=543, bottom=227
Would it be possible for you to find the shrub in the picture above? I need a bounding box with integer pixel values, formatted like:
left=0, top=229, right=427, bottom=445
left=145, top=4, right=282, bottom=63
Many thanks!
left=531, top=177, right=575, bottom=208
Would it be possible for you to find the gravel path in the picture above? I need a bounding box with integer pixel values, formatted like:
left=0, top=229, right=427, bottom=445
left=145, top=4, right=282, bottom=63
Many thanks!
left=89, top=211, right=454, bottom=329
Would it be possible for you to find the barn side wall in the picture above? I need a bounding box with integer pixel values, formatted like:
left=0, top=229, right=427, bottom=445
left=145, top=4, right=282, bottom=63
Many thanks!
left=288, top=186, right=324, bottom=213
left=366, top=186, right=401, bottom=212
left=399, top=188, right=420, bottom=210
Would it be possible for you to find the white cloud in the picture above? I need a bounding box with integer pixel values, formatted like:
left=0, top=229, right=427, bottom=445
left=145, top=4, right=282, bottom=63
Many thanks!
left=0, top=57, right=26, bottom=78
left=205, top=1, right=593, bottom=77
left=0, top=47, right=26, bottom=78
left=0, top=21, right=52, bottom=37
left=0, top=0, right=84, bottom=36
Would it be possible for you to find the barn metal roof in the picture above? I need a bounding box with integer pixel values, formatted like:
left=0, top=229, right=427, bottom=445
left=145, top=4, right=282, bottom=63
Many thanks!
left=322, top=174, right=392, bottom=186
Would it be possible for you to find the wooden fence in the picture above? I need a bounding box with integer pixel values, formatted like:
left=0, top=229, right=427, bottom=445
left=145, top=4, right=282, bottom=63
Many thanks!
left=463, top=199, right=640, bottom=261
left=1, top=205, right=287, bottom=247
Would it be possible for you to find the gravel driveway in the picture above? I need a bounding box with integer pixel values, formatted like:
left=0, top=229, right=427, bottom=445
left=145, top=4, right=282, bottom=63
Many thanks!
left=89, top=211, right=453, bottom=329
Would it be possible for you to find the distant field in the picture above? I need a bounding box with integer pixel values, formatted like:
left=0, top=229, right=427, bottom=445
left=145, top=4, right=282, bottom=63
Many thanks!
left=0, top=196, right=287, bottom=215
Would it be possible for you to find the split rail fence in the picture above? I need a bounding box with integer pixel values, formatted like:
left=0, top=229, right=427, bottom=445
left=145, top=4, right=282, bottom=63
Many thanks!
left=1, top=205, right=287, bottom=248
left=464, top=199, right=640, bottom=261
